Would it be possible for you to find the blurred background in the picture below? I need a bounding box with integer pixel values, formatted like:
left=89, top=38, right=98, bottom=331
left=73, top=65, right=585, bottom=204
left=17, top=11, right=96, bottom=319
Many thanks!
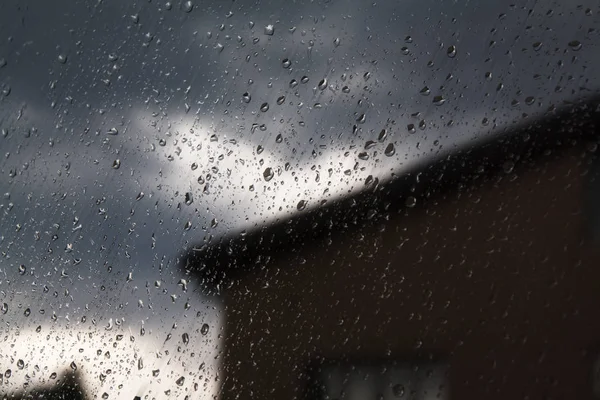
left=0, top=0, right=599, bottom=399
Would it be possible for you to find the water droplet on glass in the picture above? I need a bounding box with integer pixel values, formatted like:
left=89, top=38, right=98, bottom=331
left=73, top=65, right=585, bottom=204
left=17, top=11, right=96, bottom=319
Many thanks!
left=384, top=143, right=395, bottom=156
left=263, top=167, right=274, bottom=182
left=182, top=333, right=189, bottom=345
left=182, top=0, right=193, bottom=13
left=185, top=192, right=193, bottom=205
left=152, top=369, right=160, bottom=377
left=342, top=86, right=350, bottom=93
left=378, top=129, right=387, bottom=142
left=333, top=37, right=341, bottom=47
left=419, top=86, right=430, bottom=96
left=4, top=369, right=11, bottom=378
left=356, top=113, right=366, bottom=124
left=297, top=200, right=307, bottom=211
left=201, top=323, right=210, bottom=335
left=533, top=41, right=543, bottom=51
left=24, top=308, right=31, bottom=317
left=242, top=92, right=251, bottom=103
left=290, top=79, right=299, bottom=88
left=57, top=54, right=68, bottom=64
left=70, top=361, right=77, bottom=371
left=138, top=358, right=144, bottom=370
left=17, top=360, right=24, bottom=369
left=282, top=58, right=291, bottom=68
left=525, top=96, right=535, bottom=105
left=260, top=102, right=269, bottom=112
left=136, top=192, right=144, bottom=201
left=276, top=95, right=286, bottom=105
left=432, top=95, right=445, bottom=106
left=407, top=124, right=416, bottom=134
left=301, top=76, right=309, bottom=84
left=176, top=376, right=185, bottom=386
left=112, top=159, right=121, bottom=169
left=102, top=393, right=109, bottom=399
left=405, top=196, right=417, bottom=208
left=393, top=384, right=405, bottom=397
left=318, top=78, right=327, bottom=90
left=184, top=221, right=192, bottom=230
left=264, top=24, right=274, bottom=35
left=568, top=40, right=582, bottom=51
left=503, top=160, right=515, bottom=174
left=1, top=303, right=7, bottom=314
left=447, top=45, right=456, bottom=57
left=18, top=264, right=26, bottom=275
left=107, top=127, right=118, bottom=135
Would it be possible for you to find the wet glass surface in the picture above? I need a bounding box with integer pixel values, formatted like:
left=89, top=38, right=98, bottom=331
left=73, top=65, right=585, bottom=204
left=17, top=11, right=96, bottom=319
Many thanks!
left=1, top=0, right=599, bottom=399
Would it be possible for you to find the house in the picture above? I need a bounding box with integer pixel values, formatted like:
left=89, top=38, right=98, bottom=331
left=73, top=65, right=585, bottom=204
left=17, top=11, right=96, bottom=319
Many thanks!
left=184, top=98, right=600, bottom=400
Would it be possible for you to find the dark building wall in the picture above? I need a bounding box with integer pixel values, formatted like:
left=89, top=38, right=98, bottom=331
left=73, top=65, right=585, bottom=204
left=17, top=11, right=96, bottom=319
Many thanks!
left=219, top=147, right=600, bottom=400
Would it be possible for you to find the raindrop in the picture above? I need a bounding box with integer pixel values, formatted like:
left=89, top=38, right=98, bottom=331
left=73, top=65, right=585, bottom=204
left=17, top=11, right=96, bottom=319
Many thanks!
left=182, top=333, right=189, bottom=345
left=185, top=192, right=193, bottom=205
left=533, top=41, right=543, bottom=51
left=333, top=37, right=341, bottom=47
left=136, top=192, right=144, bottom=201
left=282, top=58, right=291, bottom=68
left=277, top=95, right=286, bottom=105
left=17, top=360, right=24, bottom=369
left=112, top=159, right=121, bottom=169
left=176, top=376, right=185, bottom=386
left=201, top=323, right=210, bottom=335
left=260, top=102, right=269, bottom=112
left=290, top=79, right=298, bottom=88
left=1, top=303, right=7, bottom=314
left=405, top=196, right=417, bottom=208
left=384, top=143, right=395, bottom=157
left=263, top=167, right=274, bottom=181
left=242, top=92, right=251, bottom=103
left=419, top=86, right=430, bottom=96
left=342, top=86, right=350, bottom=93
left=70, top=361, right=77, bottom=371
left=301, top=76, right=309, bottom=84
left=4, top=369, right=11, bottom=378
left=50, top=372, right=57, bottom=379
left=138, top=358, right=144, bottom=370
left=276, top=134, right=283, bottom=143
left=264, top=24, right=275, bottom=35
left=57, top=54, right=68, bottom=64
left=182, top=0, right=193, bottom=13
left=392, top=384, right=405, bottom=397
left=18, top=264, right=26, bottom=275
left=24, top=308, right=31, bottom=317
left=378, top=129, right=387, bottom=142
left=102, top=393, right=109, bottom=400
left=297, top=200, right=307, bottom=211
left=107, top=127, right=118, bottom=135
left=407, top=124, right=416, bottom=134
left=184, top=221, right=192, bottom=231
left=447, top=45, right=457, bottom=57
left=568, top=40, right=582, bottom=51
left=318, top=78, right=327, bottom=90
left=525, top=96, right=535, bottom=105
left=503, top=160, right=515, bottom=174
left=356, top=113, right=366, bottom=124
left=152, top=369, right=160, bottom=377
left=432, top=95, right=445, bottom=106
